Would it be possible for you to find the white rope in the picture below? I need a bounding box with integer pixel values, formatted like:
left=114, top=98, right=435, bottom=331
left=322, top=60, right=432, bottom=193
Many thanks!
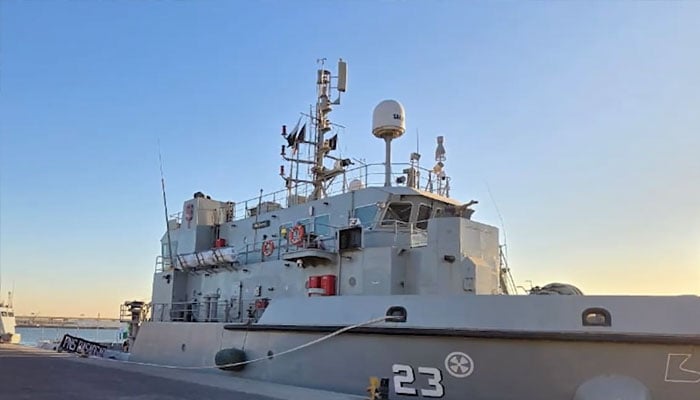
left=93, top=315, right=392, bottom=370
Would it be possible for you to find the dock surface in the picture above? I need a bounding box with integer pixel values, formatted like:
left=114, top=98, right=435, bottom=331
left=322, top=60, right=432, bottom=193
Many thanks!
left=0, top=344, right=363, bottom=400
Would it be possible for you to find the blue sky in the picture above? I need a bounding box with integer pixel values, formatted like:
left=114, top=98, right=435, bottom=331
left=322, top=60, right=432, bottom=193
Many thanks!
left=1, top=1, right=698, bottom=317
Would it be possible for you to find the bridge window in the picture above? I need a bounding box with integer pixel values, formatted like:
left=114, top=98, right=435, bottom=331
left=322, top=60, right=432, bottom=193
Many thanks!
left=416, top=204, right=432, bottom=229
left=381, top=202, right=412, bottom=227
left=8, top=312, right=13, bottom=317
left=0, top=312, right=6, bottom=317
left=297, top=218, right=312, bottom=233
left=314, top=214, right=331, bottom=236
left=354, top=205, right=378, bottom=227
left=161, top=241, right=178, bottom=257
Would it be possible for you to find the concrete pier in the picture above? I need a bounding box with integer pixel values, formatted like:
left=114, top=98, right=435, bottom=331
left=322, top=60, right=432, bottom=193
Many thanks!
left=0, top=344, right=364, bottom=400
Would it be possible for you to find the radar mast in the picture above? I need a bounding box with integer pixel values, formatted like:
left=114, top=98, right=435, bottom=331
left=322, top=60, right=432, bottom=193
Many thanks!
left=280, top=58, right=350, bottom=202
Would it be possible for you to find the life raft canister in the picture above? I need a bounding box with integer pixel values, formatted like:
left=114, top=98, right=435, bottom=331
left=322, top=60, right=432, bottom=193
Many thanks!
left=288, top=224, right=305, bottom=246
left=261, top=240, right=275, bottom=257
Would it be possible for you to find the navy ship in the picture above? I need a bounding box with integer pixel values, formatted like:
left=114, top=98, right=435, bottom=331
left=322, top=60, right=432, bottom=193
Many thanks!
left=125, top=59, right=700, bottom=400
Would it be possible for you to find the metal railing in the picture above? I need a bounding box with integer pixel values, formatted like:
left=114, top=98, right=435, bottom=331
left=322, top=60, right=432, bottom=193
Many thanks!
left=154, top=256, right=169, bottom=273
left=231, top=162, right=449, bottom=222
left=154, top=228, right=339, bottom=273
left=150, top=297, right=267, bottom=323
left=168, top=211, right=183, bottom=224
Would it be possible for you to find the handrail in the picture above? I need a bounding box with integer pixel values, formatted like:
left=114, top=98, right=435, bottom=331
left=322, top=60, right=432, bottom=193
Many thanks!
left=155, top=227, right=339, bottom=273
left=230, top=162, right=449, bottom=222
left=150, top=297, right=266, bottom=323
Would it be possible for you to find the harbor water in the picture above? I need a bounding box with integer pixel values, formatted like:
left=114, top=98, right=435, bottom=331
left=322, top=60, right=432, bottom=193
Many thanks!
left=16, top=327, right=123, bottom=346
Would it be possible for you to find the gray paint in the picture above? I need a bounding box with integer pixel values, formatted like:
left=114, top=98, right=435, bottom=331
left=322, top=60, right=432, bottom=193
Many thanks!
left=132, top=176, right=699, bottom=400
left=131, top=321, right=699, bottom=400
left=574, top=376, right=652, bottom=400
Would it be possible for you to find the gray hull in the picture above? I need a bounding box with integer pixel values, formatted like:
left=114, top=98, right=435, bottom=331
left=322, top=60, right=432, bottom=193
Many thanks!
left=132, top=321, right=700, bottom=399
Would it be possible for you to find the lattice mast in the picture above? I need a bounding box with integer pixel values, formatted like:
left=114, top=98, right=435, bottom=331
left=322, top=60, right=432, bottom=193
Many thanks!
left=280, top=58, right=349, bottom=203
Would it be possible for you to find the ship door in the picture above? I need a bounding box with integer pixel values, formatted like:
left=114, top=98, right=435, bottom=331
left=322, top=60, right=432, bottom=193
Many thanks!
left=228, top=281, right=242, bottom=322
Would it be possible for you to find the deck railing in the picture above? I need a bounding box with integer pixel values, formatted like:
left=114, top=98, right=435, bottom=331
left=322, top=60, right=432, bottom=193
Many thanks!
left=150, top=297, right=266, bottom=323
left=155, top=226, right=338, bottom=273
left=230, top=162, right=449, bottom=222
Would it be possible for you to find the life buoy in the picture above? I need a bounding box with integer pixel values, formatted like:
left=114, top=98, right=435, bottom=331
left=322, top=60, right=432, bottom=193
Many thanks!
left=288, top=224, right=305, bottom=246
left=261, top=240, right=275, bottom=257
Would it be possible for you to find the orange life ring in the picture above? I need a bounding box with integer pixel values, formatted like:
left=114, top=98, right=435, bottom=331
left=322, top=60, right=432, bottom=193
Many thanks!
left=262, top=240, right=275, bottom=257
left=288, top=225, right=305, bottom=246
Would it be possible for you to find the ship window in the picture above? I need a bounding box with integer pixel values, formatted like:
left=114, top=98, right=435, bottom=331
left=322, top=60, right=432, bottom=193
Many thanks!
left=297, top=218, right=312, bottom=233
left=8, top=312, right=13, bottom=317
left=314, top=214, right=331, bottom=236
left=339, top=226, right=362, bottom=250
left=416, top=204, right=432, bottom=230
left=354, top=205, right=378, bottom=227
left=162, top=241, right=178, bottom=257
left=0, top=312, right=6, bottom=317
left=381, top=203, right=412, bottom=227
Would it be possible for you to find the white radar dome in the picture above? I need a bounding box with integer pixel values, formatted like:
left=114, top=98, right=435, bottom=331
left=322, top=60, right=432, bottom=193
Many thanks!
left=348, top=179, right=364, bottom=191
left=372, top=100, right=405, bottom=140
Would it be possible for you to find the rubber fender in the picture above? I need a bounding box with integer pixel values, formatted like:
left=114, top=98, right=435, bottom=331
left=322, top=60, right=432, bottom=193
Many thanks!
left=214, top=348, right=247, bottom=371
left=573, top=375, right=651, bottom=400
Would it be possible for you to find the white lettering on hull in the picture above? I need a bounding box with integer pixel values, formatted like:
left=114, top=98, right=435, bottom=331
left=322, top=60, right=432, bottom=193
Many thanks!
left=665, top=353, right=700, bottom=383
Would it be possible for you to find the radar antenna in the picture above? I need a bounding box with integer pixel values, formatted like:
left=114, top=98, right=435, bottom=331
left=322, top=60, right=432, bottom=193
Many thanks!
left=280, top=58, right=351, bottom=202
left=432, top=136, right=451, bottom=197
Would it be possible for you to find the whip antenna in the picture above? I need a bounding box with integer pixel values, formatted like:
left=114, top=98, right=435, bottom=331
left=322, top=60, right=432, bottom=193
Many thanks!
left=485, top=181, right=518, bottom=294
left=158, top=140, right=176, bottom=271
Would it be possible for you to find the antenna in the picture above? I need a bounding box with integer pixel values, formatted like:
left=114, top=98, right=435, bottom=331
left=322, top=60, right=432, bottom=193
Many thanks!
left=337, top=59, right=347, bottom=94
left=416, top=128, right=420, bottom=155
left=485, top=180, right=508, bottom=259
left=372, top=100, right=406, bottom=187
left=281, top=58, right=351, bottom=201
left=433, top=136, right=450, bottom=197
left=158, top=140, right=177, bottom=271
left=485, top=181, right=518, bottom=294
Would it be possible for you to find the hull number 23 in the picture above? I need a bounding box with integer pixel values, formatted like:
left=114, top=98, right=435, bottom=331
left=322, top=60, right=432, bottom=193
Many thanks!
left=392, top=364, right=444, bottom=398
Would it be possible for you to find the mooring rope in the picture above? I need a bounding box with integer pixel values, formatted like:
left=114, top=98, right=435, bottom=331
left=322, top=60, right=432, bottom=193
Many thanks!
left=88, top=315, right=392, bottom=370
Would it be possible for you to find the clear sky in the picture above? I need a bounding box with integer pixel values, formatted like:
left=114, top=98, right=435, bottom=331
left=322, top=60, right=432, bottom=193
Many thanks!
left=1, top=1, right=698, bottom=318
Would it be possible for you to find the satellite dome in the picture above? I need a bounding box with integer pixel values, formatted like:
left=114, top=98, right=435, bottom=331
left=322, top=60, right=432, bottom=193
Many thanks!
left=372, top=100, right=405, bottom=140
left=348, top=179, right=364, bottom=191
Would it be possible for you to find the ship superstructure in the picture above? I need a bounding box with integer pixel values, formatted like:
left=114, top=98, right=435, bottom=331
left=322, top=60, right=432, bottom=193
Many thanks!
left=128, top=59, right=700, bottom=400
left=0, top=293, right=20, bottom=344
left=147, top=59, right=507, bottom=326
